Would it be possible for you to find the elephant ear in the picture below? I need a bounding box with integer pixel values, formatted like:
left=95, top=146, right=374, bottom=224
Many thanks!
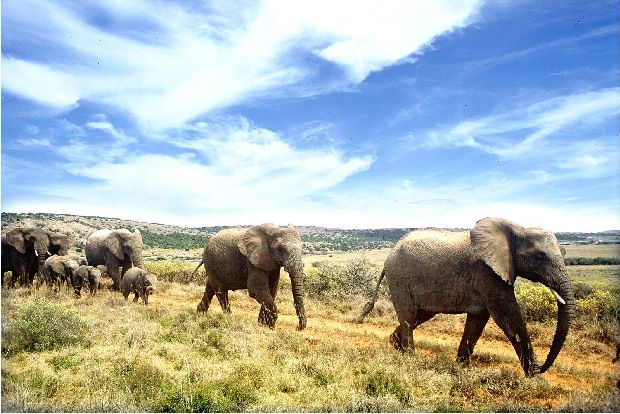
left=470, top=217, right=520, bottom=286
left=238, top=225, right=277, bottom=271
left=6, top=229, right=26, bottom=253
left=105, top=232, right=124, bottom=260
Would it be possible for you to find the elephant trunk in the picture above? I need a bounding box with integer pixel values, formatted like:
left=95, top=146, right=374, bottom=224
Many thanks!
left=538, top=270, right=575, bottom=373
left=131, top=251, right=143, bottom=268
left=286, top=261, right=307, bottom=330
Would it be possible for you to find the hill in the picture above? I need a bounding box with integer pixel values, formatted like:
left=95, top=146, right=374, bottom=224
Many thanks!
left=2, top=212, right=619, bottom=255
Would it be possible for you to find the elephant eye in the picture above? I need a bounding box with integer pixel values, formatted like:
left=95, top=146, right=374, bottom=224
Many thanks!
left=534, top=252, right=546, bottom=261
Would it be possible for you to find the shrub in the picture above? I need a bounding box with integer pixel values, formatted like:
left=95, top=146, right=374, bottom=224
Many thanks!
left=305, top=258, right=383, bottom=298
left=515, top=283, right=557, bottom=323
left=576, top=290, right=620, bottom=321
left=564, top=257, right=620, bottom=265
left=2, top=301, right=88, bottom=354
left=144, top=260, right=204, bottom=285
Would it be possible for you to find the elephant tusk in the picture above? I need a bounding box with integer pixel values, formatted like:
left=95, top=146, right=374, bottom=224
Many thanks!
left=551, top=288, right=566, bottom=305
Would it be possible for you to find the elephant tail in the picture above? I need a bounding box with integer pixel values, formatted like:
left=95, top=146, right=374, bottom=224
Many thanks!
left=356, top=269, right=385, bottom=323
left=190, top=260, right=204, bottom=277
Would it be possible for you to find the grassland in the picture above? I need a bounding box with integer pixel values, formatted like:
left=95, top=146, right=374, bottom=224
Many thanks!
left=2, top=252, right=619, bottom=412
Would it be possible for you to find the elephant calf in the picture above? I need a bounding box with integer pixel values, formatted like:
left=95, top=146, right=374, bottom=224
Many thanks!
left=121, top=267, right=157, bottom=305
left=43, top=255, right=80, bottom=294
left=75, top=265, right=102, bottom=295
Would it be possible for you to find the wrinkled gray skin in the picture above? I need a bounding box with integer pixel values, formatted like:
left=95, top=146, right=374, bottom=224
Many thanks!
left=85, top=229, right=143, bottom=291
left=121, top=267, right=157, bottom=305
left=2, top=227, right=72, bottom=288
left=44, top=255, right=80, bottom=294
left=358, top=217, right=574, bottom=377
left=194, top=224, right=307, bottom=331
left=75, top=265, right=101, bottom=295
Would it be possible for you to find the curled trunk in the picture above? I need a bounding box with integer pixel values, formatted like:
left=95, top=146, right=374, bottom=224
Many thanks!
left=538, top=273, right=575, bottom=373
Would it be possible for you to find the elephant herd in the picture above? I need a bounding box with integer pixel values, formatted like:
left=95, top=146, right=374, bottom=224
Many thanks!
left=2, top=227, right=153, bottom=303
left=1, top=218, right=575, bottom=377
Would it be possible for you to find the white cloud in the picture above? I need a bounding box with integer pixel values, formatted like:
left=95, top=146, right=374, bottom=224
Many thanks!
left=43, top=117, right=373, bottom=222
left=16, top=138, right=51, bottom=147
left=414, top=88, right=620, bottom=158
left=2, top=0, right=483, bottom=130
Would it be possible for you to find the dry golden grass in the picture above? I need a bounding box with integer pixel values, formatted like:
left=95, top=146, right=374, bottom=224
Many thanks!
left=2, top=269, right=619, bottom=412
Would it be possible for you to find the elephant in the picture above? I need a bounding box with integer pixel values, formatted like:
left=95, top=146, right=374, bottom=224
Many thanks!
left=75, top=265, right=102, bottom=295
left=1, top=227, right=73, bottom=288
left=357, top=217, right=574, bottom=377
left=194, top=224, right=307, bottom=330
left=43, top=255, right=80, bottom=294
left=85, top=229, right=143, bottom=290
left=121, top=267, right=157, bottom=305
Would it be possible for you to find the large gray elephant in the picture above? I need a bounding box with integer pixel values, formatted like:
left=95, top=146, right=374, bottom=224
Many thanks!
left=85, top=229, right=143, bottom=290
left=1, top=227, right=73, bottom=288
left=357, top=217, right=574, bottom=377
left=194, top=224, right=307, bottom=330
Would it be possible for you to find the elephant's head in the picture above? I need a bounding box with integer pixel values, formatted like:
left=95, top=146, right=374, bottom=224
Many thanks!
left=6, top=227, right=50, bottom=257
left=238, top=224, right=307, bottom=330
left=47, top=231, right=73, bottom=256
left=471, top=217, right=574, bottom=373
left=105, top=229, right=143, bottom=267
left=144, top=272, right=157, bottom=304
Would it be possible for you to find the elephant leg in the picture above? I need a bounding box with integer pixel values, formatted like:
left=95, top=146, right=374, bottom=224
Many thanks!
left=121, top=258, right=132, bottom=278
left=248, top=268, right=278, bottom=329
left=391, top=309, right=435, bottom=352
left=485, top=297, right=537, bottom=376
left=457, top=310, right=490, bottom=365
left=133, top=292, right=139, bottom=302
left=197, top=282, right=216, bottom=312
left=215, top=289, right=231, bottom=314
left=106, top=258, right=121, bottom=290
left=259, top=270, right=280, bottom=324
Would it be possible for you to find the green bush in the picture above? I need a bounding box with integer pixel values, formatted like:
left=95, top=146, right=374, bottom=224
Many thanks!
left=144, top=260, right=204, bottom=285
left=515, top=283, right=558, bottom=323
left=564, top=257, right=620, bottom=265
left=516, top=282, right=620, bottom=324
left=305, top=258, right=383, bottom=298
left=2, top=301, right=88, bottom=354
left=576, top=290, right=620, bottom=321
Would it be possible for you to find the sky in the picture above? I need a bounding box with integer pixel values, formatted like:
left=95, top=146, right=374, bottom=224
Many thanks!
left=2, top=0, right=619, bottom=231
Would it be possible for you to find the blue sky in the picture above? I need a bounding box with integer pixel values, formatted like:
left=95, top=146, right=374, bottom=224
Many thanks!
left=2, top=0, right=619, bottom=231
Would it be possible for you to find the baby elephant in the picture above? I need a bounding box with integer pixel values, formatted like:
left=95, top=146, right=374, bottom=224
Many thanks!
left=121, top=267, right=157, bottom=305
left=75, top=265, right=102, bottom=295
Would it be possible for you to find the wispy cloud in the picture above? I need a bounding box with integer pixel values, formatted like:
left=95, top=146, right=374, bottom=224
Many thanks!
left=2, top=0, right=483, bottom=130
left=413, top=88, right=620, bottom=161
left=39, top=116, right=373, bottom=222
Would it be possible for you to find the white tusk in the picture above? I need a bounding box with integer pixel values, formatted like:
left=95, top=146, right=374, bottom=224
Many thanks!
left=34, top=250, right=39, bottom=257
left=551, top=289, right=566, bottom=305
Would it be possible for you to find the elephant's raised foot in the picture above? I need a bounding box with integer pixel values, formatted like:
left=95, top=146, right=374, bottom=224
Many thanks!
left=258, top=306, right=277, bottom=329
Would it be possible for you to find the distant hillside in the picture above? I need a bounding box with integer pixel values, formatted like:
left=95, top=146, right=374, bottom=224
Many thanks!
left=2, top=213, right=618, bottom=254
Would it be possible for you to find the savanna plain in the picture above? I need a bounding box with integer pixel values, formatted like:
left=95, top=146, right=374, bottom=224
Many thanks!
left=1, top=216, right=619, bottom=412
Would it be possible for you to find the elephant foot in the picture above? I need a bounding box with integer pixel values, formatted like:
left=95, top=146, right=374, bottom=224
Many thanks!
left=197, top=301, right=208, bottom=312
left=258, top=306, right=277, bottom=329
left=390, top=327, right=414, bottom=353
left=456, top=354, right=470, bottom=366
